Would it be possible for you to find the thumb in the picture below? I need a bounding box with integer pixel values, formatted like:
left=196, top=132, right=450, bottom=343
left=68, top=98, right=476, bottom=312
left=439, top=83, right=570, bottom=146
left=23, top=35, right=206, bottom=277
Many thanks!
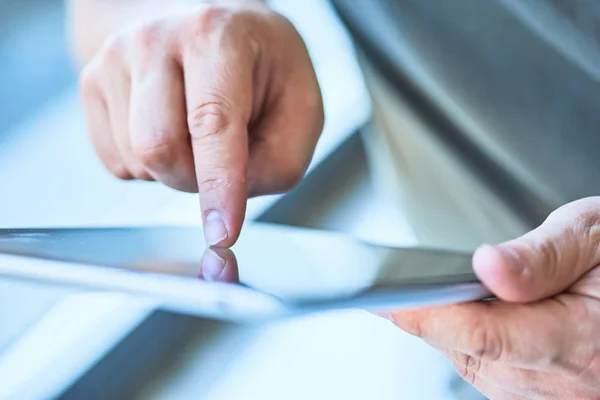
left=473, top=197, right=600, bottom=302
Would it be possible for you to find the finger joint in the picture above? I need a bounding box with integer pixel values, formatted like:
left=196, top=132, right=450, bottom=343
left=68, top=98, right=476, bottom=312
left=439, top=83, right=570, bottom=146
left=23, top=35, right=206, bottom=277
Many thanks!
left=197, top=173, right=228, bottom=194
left=188, top=100, right=231, bottom=140
left=132, top=135, right=177, bottom=170
left=79, top=66, right=100, bottom=98
left=468, top=325, right=504, bottom=363
left=455, top=352, right=482, bottom=386
left=192, top=5, right=233, bottom=36
left=108, top=164, right=133, bottom=180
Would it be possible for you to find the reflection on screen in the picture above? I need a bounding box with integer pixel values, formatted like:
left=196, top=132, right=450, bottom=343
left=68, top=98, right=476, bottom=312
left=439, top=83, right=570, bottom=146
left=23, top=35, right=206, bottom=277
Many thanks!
left=0, top=224, right=477, bottom=303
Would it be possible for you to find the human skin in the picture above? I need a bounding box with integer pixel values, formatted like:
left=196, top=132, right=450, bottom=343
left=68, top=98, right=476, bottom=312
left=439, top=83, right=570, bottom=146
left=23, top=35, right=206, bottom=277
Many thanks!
left=68, top=0, right=323, bottom=247
left=389, top=197, right=600, bottom=399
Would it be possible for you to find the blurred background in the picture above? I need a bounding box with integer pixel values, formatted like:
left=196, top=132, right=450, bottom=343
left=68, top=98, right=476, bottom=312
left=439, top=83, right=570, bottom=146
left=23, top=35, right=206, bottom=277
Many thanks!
left=0, top=0, right=75, bottom=366
left=0, top=0, right=486, bottom=399
left=0, top=0, right=74, bottom=136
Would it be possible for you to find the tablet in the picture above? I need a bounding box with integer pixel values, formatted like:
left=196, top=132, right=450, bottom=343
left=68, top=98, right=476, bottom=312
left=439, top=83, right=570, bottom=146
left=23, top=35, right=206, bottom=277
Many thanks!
left=0, top=224, right=490, bottom=322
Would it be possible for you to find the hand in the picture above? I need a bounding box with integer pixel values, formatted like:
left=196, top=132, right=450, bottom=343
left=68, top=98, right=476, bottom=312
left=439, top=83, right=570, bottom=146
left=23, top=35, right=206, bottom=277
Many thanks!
left=387, top=197, right=600, bottom=399
left=79, top=1, right=324, bottom=247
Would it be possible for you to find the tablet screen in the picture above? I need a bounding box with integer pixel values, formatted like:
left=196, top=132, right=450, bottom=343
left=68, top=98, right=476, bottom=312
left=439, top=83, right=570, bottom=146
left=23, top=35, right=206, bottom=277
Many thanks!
left=0, top=224, right=478, bottom=306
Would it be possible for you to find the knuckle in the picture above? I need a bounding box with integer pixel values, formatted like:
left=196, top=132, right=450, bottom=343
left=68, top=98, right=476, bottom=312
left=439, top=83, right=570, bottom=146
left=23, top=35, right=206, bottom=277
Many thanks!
left=278, top=158, right=306, bottom=190
left=196, top=171, right=229, bottom=194
left=468, top=325, right=503, bottom=362
left=282, top=167, right=304, bottom=190
left=184, top=5, right=261, bottom=54
left=99, top=34, right=125, bottom=66
left=107, top=163, right=132, bottom=180
left=78, top=66, right=100, bottom=98
left=132, top=22, right=163, bottom=51
left=129, top=165, right=153, bottom=181
left=454, top=353, right=481, bottom=386
left=188, top=99, right=231, bottom=140
left=129, top=22, right=166, bottom=67
left=538, top=237, right=562, bottom=278
left=196, top=170, right=245, bottom=195
left=192, top=5, right=233, bottom=35
left=133, top=140, right=175, bottom=169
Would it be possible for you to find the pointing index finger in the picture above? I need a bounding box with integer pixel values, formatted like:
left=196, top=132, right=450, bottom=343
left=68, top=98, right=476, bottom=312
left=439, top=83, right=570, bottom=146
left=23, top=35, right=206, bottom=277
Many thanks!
left=179, top=14, right=257, bottom=247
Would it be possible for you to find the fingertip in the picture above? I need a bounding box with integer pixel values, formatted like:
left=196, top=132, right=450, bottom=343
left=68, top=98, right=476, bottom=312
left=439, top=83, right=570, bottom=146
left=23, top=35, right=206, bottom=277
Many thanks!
left=216, top=229, right=240, bottom=248
left=473, top=244, right=532, bottom=302
left=197, top=174, right=248, bottom=248
left=472, top=244, right=506, bottom=281
left=202, top=209, right=243, bottom=248
left=203, top=211, right=229, bottom=246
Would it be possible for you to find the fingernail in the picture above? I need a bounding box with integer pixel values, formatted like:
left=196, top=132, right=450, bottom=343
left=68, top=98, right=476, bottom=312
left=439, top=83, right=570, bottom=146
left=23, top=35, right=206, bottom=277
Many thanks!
left=204, top=211, right=228, bottom=246
left=201, top=249, right=225, bottom=281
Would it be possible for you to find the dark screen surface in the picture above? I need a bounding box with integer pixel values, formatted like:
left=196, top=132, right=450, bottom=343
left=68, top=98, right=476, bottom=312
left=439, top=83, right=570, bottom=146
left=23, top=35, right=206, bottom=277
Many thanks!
left=0, top=224, right=479, bottom=304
